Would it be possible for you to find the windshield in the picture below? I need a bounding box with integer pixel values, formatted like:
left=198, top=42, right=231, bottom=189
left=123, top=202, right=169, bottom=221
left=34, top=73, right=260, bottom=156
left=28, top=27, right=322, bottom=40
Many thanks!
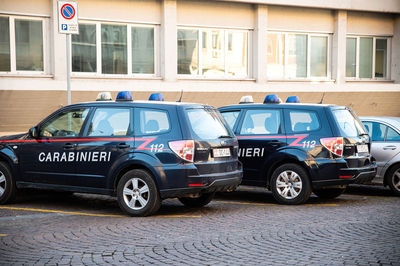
left=186, top=107, right=234, bottom=140
left=332, top=109, right=367, bottom=137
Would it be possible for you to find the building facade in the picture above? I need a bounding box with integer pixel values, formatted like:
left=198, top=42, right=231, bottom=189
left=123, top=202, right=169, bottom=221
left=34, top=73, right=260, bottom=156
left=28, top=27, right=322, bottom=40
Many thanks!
left=0, top=0, right=399, bottom=132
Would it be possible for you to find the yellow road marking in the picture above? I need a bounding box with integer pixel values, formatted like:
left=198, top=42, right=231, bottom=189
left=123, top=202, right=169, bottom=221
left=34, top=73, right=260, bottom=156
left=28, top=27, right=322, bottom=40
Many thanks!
left=0, top=206, right=126, bottom=218
left=0, top=206, right=201, bottom=218
left=0, top=234, right=8, bottom=237
left=215, top=200, right=338, bottom=207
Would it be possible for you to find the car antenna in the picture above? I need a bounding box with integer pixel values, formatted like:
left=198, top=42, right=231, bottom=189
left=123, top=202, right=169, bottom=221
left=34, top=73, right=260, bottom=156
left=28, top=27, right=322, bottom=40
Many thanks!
left=319, top=92, right=325, bottom=104
left=177, top=88, right=184, bottom=102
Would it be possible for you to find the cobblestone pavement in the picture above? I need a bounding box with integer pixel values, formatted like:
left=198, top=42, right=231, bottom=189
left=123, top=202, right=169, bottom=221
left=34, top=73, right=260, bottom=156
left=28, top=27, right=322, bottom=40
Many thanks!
left=0, top=185, right=399, bottom=265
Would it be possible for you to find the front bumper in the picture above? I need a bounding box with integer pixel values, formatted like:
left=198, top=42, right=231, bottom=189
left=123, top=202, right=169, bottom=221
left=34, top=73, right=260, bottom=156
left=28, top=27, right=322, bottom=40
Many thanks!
left=159, top=170, right=242, bottom=199
left=312, top=164, right=377, bottom=189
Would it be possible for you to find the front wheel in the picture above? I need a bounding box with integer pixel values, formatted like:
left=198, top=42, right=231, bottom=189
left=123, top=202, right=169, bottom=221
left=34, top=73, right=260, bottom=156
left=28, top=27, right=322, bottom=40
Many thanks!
left=313, top=188, right=346, bottom=199
left=387, top=164, right=400, bottom=196
left=117, top=169, right=161, bottom=217
left=0, top=162, right=17, bottom=204
left=178, top=192, right=215, bottom=208
left=270, top=163, right=311, bottom=205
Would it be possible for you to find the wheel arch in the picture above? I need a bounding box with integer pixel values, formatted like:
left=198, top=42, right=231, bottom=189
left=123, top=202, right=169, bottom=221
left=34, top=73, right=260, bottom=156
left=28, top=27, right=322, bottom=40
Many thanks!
left=383, top=162, right=400, bottom=187
left=265, top=154, right=313, bottom=188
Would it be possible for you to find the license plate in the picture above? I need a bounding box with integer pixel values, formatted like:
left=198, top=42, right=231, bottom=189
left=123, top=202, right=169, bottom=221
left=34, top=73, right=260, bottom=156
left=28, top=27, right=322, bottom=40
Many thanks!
left=213, top=148, right=231, bottom=157
left=357, top=144, right=369, bottom=153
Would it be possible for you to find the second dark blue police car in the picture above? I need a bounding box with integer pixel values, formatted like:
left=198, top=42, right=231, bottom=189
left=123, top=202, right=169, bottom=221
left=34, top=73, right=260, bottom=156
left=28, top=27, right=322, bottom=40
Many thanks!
left=219, top=95, right=377, bottom=204
left=0, top=92, right=242, bottom=216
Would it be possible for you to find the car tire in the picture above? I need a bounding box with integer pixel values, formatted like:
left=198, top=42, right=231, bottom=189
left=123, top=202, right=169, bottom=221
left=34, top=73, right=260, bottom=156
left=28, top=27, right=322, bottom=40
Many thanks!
left=313, top=188, right=346, bottom=199
left=178, top=192, right=215, bottom=208
left=386, top=164, right=400, bottom=196
left=270, top=163, right=311, bottom=205
left=117, top=169, right=161, bottom=217
left=0, top=161, right=17, bottom=204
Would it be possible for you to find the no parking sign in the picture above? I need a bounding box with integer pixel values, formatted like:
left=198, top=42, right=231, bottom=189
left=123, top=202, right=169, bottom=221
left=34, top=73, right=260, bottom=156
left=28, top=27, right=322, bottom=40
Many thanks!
left=58, top=0, right=79, bottom=34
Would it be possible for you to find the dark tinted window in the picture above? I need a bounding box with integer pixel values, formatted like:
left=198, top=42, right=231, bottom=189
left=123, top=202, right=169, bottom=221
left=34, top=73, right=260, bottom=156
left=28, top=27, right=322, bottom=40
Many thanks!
left=186, top=108, right=233, bottom=139
left=87, top=108, right=130, bottom=136
left=386, top=127, right=400, bottom=141
left=135, top=108, right=170, bottom=135
left=289, top=110, right=320, bottom=133
left=362, top=121, right=386, bottom=141
left=240, top=109, right=281, bottom=135
left=40, top=108, right=89, bottom=137
left=221, top=111, right=240, bottom=129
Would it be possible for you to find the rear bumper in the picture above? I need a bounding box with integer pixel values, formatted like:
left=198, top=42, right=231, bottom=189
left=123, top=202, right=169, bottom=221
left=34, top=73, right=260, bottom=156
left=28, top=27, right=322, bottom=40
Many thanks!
left=312, top=164, right=377, bottom=189
left=159, top=170, right=242, bottom=199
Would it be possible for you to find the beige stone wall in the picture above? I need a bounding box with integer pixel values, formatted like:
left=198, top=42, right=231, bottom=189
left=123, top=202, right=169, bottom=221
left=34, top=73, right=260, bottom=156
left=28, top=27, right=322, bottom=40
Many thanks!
left=1, top=90, right=399, bottom=132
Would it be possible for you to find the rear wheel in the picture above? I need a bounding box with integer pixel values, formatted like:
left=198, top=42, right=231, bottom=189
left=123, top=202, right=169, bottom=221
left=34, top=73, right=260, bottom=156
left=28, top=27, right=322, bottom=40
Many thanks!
left=270, top=163, right=311, bottom=205
left=313, top=188, right=346, bottom=199
left=117, top=169, right=161, bottom=216
left=386, top=164, right=400, bottom=196
left=0, top=162, right=17, bottom=204
left=178, top=192, right=215, bottom=208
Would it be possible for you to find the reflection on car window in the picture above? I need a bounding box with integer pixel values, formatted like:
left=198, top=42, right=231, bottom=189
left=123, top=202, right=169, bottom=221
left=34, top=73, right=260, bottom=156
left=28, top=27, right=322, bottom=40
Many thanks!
left=240, top=109, right=281, bottom=135
left=386, top=127, right=400, bottom=141
left=88, top=108, right=130, bottom=136
left=40, top=108, right=89, bottom=137
left=289, top=110, right=320, bottom=133
left=135, top=108, right=170, bottom=135
left=221, top=111, right=240, bottom=129
left=186, top=108, right=232, bottom=139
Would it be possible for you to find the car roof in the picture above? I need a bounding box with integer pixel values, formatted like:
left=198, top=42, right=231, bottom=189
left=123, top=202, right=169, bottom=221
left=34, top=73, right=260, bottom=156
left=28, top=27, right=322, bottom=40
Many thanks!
left=65, top=100, right=208, bottom=108
left=360, top=116, right=400, bottom=129
left=219, top=102, right=338, bottom=109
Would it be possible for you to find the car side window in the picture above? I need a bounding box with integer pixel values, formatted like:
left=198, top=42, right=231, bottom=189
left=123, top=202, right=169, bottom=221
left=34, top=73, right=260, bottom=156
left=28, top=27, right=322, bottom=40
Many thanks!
left=240, top=109, right=282, bottom=135
left=39, top=108, right=89, bottom=137
left=369, top=122, right=387, bottom=141
left=386, top=127, right=400, bottom=141
left=87, top=108, right=130, bottom=136
left=289, top=110, right=320, bottom=133
left=221, top=111, right=240, bottom=130
left=135, top=108, right=170, bottom=135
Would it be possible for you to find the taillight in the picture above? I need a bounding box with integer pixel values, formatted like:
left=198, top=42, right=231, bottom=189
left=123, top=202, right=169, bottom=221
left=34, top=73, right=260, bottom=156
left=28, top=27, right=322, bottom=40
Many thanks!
left=168, top=140, right=195, bottom=162
left=320, top=137, right=344, bottom=157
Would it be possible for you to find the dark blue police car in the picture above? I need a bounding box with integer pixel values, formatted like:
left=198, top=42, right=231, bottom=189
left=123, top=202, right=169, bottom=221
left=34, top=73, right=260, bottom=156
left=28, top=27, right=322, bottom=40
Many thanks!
left=0, top=92, right=242, bottom=216
left=219, top=95, right=376, bottom=205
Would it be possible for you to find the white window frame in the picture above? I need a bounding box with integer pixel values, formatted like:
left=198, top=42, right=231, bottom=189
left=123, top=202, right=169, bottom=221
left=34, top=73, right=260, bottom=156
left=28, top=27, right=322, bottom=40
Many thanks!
left=71, top=20, right=159, bottom=78
left=345, top=35, right=391, bottom=81
left=177, top=26, right=252, bottom=80
left=267, top=31, right=332, bottom=81
left=0, top=14, right=49, bottom=75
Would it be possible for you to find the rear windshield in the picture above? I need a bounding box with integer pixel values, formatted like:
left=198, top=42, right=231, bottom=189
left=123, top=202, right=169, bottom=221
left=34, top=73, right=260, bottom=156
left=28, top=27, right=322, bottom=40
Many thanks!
left=186, top=108, right=234, bottom=140
left=332, top=109, right=367, bottom=137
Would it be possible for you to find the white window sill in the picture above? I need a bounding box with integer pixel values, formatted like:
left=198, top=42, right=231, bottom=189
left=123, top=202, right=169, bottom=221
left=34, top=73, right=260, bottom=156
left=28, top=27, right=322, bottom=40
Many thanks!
left=345, top=79, right=394, bottom=83
left=71, top=74, right=162, bottom=80
left=267, top=79, right=335, bottom=83
left=0, top=73, right=53, bottom=78
left=178, top=76, right=255, bottom=81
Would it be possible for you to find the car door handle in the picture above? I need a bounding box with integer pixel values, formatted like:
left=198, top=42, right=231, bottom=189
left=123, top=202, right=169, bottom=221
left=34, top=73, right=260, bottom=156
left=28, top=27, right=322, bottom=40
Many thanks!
left=63, top=143, right=76, bottom=149
left=116, top=143, right=130, bottom=149
left=383, top=146, right=397, bottom=150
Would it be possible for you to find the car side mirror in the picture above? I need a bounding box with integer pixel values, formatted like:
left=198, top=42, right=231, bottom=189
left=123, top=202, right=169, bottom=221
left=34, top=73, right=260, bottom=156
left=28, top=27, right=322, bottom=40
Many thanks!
left=29, top=127, right=38, bottom=138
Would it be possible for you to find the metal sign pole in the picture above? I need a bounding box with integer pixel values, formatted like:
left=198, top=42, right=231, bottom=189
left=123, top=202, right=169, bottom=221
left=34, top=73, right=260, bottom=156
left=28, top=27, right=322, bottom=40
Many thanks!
left=66, top=33, right=71, bottom=105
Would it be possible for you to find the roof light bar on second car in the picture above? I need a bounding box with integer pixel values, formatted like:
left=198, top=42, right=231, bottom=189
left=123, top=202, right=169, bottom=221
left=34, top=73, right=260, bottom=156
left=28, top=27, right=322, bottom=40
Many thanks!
left=286, top=96, right=300, bottom=103
left=239, top=95, right=254, bottom=104
left=149, top=93, right=165, bottom=101
left=116, top=91, right=133, bottom=101
left=96, top=92, right=113, bottom=101
left=264, top=94, right=280, bottom=104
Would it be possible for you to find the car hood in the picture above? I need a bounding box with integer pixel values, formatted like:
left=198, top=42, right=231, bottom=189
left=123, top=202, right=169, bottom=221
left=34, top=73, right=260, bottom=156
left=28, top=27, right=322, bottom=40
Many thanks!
left=0, top=133, right=27, bottom=141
